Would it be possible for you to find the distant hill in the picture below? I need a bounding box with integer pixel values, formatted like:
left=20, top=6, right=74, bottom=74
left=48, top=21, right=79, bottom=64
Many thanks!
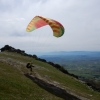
left=40, top=51, right=100, bottom=57
left=0, top=45, right=100, bottom=100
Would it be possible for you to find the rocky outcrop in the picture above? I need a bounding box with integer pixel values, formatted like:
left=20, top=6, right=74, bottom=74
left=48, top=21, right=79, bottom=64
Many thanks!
left=24, top=73, right=89, bottom=100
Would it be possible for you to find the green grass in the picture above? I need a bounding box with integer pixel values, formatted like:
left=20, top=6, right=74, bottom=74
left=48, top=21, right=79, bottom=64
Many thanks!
left=0, top=51, right=100, bottom=100
left=0, top=52, right=63, bottom=100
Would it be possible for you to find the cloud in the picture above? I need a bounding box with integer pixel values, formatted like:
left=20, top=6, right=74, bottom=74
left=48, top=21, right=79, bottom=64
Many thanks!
left=0, top=0, right=100, bottom=54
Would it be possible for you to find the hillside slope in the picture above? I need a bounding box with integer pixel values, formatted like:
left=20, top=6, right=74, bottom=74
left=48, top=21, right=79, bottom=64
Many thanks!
left=0, top=51, right=100, bottom=100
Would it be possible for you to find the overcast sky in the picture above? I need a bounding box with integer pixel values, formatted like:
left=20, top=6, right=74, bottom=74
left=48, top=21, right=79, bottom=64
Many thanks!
left=0, top=0, right=100, bottom=55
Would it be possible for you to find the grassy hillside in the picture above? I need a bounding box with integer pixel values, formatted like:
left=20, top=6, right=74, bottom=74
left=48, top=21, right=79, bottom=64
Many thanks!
left=0, top=51, right=100, bottom=100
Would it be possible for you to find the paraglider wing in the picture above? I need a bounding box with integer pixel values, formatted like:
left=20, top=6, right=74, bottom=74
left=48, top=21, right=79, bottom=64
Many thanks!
left=26, top=16, right=48, bottom=32
left=48, top=19, right=64, bottom=37
left=26, top=16, right=64, bottom=37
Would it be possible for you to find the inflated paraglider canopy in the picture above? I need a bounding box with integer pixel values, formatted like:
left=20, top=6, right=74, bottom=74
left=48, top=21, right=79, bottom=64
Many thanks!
left=26, top=16, right=65, bottom=37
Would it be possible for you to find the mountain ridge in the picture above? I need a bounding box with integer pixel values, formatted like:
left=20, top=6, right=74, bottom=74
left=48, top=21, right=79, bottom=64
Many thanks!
left=39, top=51, right=100, bottom=57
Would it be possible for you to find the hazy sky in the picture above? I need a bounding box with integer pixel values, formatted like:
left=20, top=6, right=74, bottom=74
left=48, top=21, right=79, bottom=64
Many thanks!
left=0, top=0, right=100, bottom=54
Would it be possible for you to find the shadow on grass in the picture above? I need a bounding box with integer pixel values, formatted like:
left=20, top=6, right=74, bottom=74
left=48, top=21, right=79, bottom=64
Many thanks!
left=24, top=73, right=81, bottom=100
